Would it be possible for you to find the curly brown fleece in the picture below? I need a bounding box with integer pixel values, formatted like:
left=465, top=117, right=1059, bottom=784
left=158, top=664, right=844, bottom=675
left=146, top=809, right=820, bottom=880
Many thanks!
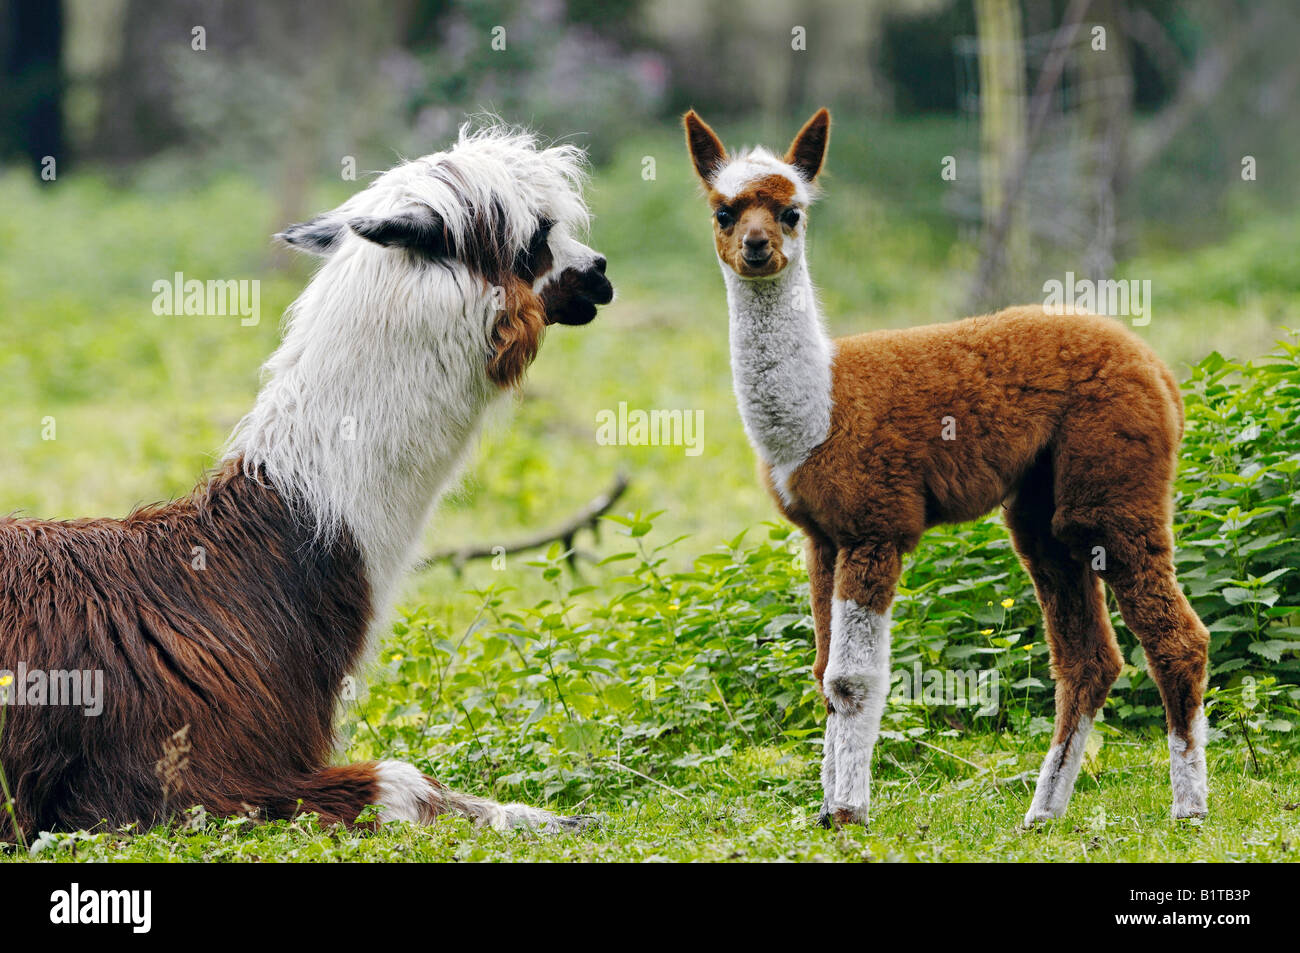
left=776, top=306, right=1208, bottom=750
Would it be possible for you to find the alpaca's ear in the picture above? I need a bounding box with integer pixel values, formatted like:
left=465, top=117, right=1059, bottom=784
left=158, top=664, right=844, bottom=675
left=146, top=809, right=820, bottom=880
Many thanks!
left=785, top=108, right=831, bottom=182
left=275, top=214, right=347, bottom=257
left=348, top=206, right=452, bottom=257
left=684, top=110, right=727, bottom=185
left=487, top=277, right=548, bottom=389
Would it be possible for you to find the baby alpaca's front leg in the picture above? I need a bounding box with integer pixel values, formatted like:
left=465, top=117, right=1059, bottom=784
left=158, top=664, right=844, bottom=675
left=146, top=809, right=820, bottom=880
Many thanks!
left=820, top=543, right=899, bottom=826
left=806, top=533, right=843, bottom=827
left=822, top=598, right=892, bottom=825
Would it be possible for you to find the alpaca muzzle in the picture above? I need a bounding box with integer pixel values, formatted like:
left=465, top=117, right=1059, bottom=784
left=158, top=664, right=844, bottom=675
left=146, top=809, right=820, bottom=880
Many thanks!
left=541, top=259, right=613, bottom=326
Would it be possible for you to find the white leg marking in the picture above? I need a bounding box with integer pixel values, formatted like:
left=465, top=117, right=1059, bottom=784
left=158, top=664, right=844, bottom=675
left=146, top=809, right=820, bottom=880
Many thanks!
left=377, top=763, right=587, bottom=833
left=822, top=599, right=891, bottom=825
left=497, top=803, right=569, bottom=831
left=1023, top=717, right=1093, bottom=825
left=374, top=760, right=433, bottom=823
left=465, top=798, right=583, bottom=833
left=439, top=789, right=588, bottom=833
left=1169, top=707, right=1209, bottom=819
left=819, top=708, right=839, bottom=821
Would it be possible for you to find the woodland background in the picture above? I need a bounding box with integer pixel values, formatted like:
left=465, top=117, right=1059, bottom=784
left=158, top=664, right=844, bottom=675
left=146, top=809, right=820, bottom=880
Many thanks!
left=1, top=0, right=1297, bottom=861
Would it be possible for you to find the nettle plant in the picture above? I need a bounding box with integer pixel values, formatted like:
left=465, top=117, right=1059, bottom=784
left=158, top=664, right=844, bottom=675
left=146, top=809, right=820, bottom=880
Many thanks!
left=346, top=336, right=1300, bottom=805
left=344, top=516, right=823, bottom=804
left=1174, top=337, right=1300, bottom=750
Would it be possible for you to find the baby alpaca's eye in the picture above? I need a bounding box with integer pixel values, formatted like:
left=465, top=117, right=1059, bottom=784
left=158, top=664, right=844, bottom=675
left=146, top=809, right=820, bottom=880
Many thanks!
left=715, top=208, right=734, bottom=228
left=781, top=207, right=801, bottom=227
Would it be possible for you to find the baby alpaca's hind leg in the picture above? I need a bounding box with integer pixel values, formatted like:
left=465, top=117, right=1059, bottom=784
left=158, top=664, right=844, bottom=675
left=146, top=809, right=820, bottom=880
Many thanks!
left=1050, top=392, right=1209, bottom=820
left=1104, top=547, right=1210, bottom=819
left=1007, top=467, right=1123, bottom=825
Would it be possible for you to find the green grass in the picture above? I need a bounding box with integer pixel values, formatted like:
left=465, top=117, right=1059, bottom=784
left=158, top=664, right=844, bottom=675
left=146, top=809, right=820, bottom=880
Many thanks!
left=8, top=738, right=1298, bottom=862
left=2, top=116, right=1298, bottom=862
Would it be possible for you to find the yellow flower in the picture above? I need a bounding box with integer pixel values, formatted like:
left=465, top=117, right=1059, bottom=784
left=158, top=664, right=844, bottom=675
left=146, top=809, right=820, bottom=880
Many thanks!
left=980, top=628, right=994, bottom=636
left=1001, top=598, right=1015, bottom=609
left=0, top=674, right=12, bottom=687
left=391, top=653, right=403, bottom=662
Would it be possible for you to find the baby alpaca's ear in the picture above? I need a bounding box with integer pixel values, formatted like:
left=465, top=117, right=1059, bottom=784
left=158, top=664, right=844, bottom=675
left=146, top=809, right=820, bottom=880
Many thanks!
left=785, top=108, right=830, bottom=182
left=348, top=206, right=453, bottom=258
left=684, top=110, right=727, bottom=185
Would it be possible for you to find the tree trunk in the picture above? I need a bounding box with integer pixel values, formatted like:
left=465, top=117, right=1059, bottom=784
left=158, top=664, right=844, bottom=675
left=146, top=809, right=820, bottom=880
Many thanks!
left=973, top=0, right=1028, bottom=308
left=1078, top=0, right=1132, bottom=282
left=1, top=0, right=64, bottom=174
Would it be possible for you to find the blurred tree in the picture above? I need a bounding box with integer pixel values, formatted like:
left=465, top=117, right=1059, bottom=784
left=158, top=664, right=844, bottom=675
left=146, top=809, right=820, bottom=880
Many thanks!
left=1078, top=0, right=1131, bottom=281
left=0, top=0, right=64, bottom=175
left=645, top=0, right=880, bottom=118
left=879, top=0, right=976, bottom=113
left=973, top=0, right=1028, bottom=306
left=88, top=0, right=187, bottom=161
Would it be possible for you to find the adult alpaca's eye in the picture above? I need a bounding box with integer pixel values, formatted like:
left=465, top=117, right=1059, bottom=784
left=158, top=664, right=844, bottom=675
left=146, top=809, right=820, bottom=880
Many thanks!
left=715, top=208, right=734, bottom=228
left=781, top=207, right=801, bottom=227
left=531, top=220, right=554, bottom=252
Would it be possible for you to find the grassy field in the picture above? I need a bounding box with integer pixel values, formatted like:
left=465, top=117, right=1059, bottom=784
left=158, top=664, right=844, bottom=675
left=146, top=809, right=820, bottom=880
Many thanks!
left=11, top=739, right=1299, bottom=862
left=2, top=116, right=1298, bottom=862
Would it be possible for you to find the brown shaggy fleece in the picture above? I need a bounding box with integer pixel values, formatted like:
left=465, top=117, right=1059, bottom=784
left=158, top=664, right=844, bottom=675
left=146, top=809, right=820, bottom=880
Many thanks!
left=0, top=460, right=379, bottom=838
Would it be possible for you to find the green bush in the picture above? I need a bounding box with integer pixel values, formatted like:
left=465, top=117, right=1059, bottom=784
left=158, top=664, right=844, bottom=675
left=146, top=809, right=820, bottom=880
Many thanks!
left=349, top=336, right=1300, bottom=805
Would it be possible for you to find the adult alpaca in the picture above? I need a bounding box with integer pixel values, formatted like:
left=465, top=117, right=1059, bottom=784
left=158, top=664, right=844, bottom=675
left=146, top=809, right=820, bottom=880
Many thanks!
left=0, top=122, right=613, bottom=841
left=684, top=108, right=1210, bottom=828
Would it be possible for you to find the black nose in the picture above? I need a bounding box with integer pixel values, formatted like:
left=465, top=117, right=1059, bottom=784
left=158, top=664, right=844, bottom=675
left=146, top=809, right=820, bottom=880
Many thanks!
left=593, top=255, right=607, bottom=275
left=743, top=234, right=769, bottom=251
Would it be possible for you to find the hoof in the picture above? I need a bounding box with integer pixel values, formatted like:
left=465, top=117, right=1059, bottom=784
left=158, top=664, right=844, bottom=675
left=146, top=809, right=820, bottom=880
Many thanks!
left=1022, top=807, right=1060, bottom=828
left=820, top=803, right=867, bottom=828
left=833, top=806, right=868, bottom=827
left=1171, top=790, right=1208, bottom=821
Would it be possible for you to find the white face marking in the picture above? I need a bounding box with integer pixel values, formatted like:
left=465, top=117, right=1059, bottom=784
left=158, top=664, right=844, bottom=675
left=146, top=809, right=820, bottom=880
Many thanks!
left=1168, top=707, right=1209, bottom=818
left=1023, top=717, right=1094, bottom=825
left=530, top=228, right=612, bottom=330
left=710, top=147, right=813, bottom=205
left=821, top=599, right=892, bottom=824
left=536, top=230, right=607, bottom=294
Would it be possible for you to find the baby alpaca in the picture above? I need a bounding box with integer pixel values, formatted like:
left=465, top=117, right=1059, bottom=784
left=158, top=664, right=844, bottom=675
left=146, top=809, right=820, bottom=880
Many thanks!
left=684, top=107, right=1210, bottom=828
